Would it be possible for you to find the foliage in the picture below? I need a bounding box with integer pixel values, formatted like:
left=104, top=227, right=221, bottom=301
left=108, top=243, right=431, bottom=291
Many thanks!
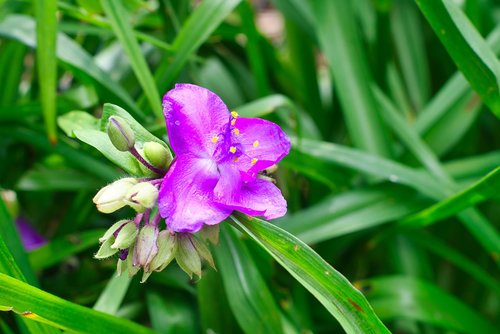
left=0, top=0, right=499, bottom=333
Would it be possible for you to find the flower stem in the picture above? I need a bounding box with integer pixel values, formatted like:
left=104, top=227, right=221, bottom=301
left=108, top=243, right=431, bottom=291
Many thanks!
left=130, top=147, right=165, bottom=176
left=150, top=212, right=162, bottom=227
left=134, top=213, right=144, bottom=226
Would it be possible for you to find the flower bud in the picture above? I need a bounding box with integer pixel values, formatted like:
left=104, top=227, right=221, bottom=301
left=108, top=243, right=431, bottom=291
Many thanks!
left=127, top=244, right=140, bottom=277
left=99, top=220, right=128, bottom=242
left=107, top=116, right=135, bottom=152
left=200, top=224, right=219, bottom=245
left=143, top=142, right=172, bottom=169
left=133, top=225, right=159, bottom=268
left=175, top=234, right=201, bottom=278
left=93, top=178, right=137, bottom=213
left=111, top=221, right=138, bottom=249
left=191, top=235, right=215, bottom=269
left=124, top=182, right=159, bottom=213
left=95, top=237, right=119, bottom=259
left=149, top=230, right=177, bottom=272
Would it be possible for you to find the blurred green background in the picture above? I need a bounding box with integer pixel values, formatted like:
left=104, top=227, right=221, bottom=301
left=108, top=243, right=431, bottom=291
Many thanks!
left=0, top=0, right=499, bottom=333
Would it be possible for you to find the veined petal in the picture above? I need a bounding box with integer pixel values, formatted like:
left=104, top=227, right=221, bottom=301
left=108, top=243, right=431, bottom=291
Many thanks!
left=232, top=118, right=291, bottom=178
left=163, top=84, right=231, bottom=158
left=215, top=179, right=287, bottom=219
left=213, top=163, right=242, bottom=203
left=158, top=155, right=231, bottom=233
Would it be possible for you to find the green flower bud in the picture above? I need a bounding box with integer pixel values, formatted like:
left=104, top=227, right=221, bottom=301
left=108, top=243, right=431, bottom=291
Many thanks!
left=133, top=225, right=159, bottom=268
left=111, top=221, right=138, bottom=250
left=124, top=182, right=159, bottom=213
left=95, top=237, right=119, bottom=259
left=99, top=220, right=128, bottom=243
left=191, top=235, right=215, bottom=269
left=93, top=178, right=137, bottom=213
left=143, top=142, right=172, bottom=169
left=149, top=230, right=177, bottom=272
left=175, top=234, right=201, bottom=278
left=127, top=244, right=140, bottom=277
left=200, top=224, right=219, bottom=245
left=107, top=116, right=135, bottom=152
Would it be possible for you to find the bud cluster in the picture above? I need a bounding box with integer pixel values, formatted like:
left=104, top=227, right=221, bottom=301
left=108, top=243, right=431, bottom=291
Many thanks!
left=93, top=116, right=217, bottom=282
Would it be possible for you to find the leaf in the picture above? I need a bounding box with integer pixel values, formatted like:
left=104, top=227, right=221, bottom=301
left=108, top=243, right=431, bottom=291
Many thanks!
left=16, top=168, right=102, bottom=191
left=100, top=0, right=162, bottom=118
left=159, top=0, right=242, bottom=89
left=93, top=273, right=132, bottom=315
left=57, top=111, right=100, bottom=138
left=229, top=214, right=390, bottom=334
left=0, top=273, right=155, bottom=334
left=358, top=275, right=497, bottom=334
left=34, top=0, right=58, bottom=142
left=404, top=167, right=500, bottom=226
left=214, top=225, right=284, bottom=334
left=29, top=229, right=105, bottom=270
left=415, top=0, right=500, bottom=116
left=146, top=291, right=197, bottom=334
left=310, top=1, right=390, bottom=156
left=0, top=15, right=143, bottom=119
left=73, top=129, right=142, bottom=175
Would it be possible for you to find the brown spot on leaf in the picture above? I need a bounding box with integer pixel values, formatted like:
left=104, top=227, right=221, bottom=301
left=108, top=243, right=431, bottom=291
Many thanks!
left=348, top=299, right=364, bottom=313
left=21, top=311, right=36, bottom=318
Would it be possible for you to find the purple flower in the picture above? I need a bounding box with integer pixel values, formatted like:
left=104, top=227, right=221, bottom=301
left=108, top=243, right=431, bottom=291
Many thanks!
left=158, top=84, right=291, bottom=233
left=15, top=217, right=47, bottom=251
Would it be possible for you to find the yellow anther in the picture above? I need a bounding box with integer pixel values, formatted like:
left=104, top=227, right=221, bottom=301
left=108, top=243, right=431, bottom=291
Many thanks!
left=233, top=157, right=239, bottom=162
left=251, top=158, right=258, bottom=165
left=229, top=146, right=237, bottom=154
left=211, top=136, right=219, bottom=143
left=231, top=119, right=236, bottom=126
left=253, top=140, right=259, bottom=147
left=233, top=128, right=240, bottom=135
left=231, top=111, right=239, bottom=118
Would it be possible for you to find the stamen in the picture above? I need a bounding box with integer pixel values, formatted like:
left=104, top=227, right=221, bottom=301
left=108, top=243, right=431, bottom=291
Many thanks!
left=233, top=157, right=239, bottom=162
left=233, top=128, right=240, bottom=135
left=211, top=136, right=219, bottom=143
left=231, top=119, right=236, bottom=126
left=231, top=111, right=239, bottom=118
left=251, top=158, right=258, bottom=165
left=229, top=146, right=237, bottom=154
left=253, top=140, right=259, bottom=147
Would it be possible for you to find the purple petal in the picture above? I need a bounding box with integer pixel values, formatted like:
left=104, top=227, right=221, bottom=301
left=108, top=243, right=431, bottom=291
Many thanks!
left=163, top=84, right=231, bottom=157
left=215, top=179, right=287, bottom=220
left=158, top=155, right=231, bottom=233
left=213, top=162, right=242, bottom=203
left=232, top=118, right=291, bottom=179
left=15, top=217, right=47, bottom=251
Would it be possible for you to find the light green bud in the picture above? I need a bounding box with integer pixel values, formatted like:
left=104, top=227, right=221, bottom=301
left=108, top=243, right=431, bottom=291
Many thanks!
left=143, top=142, right=172, bottom=169
left=111, top=221, right=138, bottom=249
left=200, top=224, right=219, bottom=245
left=107, top=116, right=135, bottom=152
left=99, top=220, right=128, bottom=243
left=191, top=235, right=215, bottom=269
left=93, top=178, right=137, bottom=213
left=133, top=225, right=159, bottom=268
left=124, top=182, right=159, bottom=213
left=175, top=234, right=201, bottom=279
left=149, top=230, right=177, bottom=272
left=95, top=237, right=119, bottom=259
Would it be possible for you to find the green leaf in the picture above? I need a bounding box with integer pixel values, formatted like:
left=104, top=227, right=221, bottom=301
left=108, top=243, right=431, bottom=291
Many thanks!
left=215, top=225, right=284, bottom=334
left=358, top=275, right=497, bottom=333
left=0, top=273, right=155, bottom=334
left=73, top=129, right=142, bottom=175
left=311, top=1, right=390, bottom=156
left=100, top=0, right=162, bottom=118
left=415, top=0, right=500, bottom=116
left=160, top=0, right=242, bottom=89
left=34, top=0, right=58, bottom=143
left=404, top=167, right=500, bottom=226
left=57, top=111, right=100, bottom=138
left=16, top=168, right=102, bottom=191
left=93, top=273, right=131, bottom=315
left=146, top=291, right=197, bottom=334
left=0, top=15, right=143, bottom=119
left=29, top=229, right=104, bottom=270
left=230, top=214, right=390, bottom=334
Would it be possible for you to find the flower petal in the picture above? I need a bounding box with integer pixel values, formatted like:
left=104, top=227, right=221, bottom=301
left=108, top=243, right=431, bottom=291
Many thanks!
left=163, top=84, right=231, bottom=157
left=215, top=179, right=287, bottom=220
left=232, top=118, right=291, bottom=178
left=158, top=155, right=231, bottom=233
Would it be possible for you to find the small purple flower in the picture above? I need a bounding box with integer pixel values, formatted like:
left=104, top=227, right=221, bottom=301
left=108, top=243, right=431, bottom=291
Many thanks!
left=15, top=217, right=47, bottom=251
left=158, top=84, right=291, bottom=233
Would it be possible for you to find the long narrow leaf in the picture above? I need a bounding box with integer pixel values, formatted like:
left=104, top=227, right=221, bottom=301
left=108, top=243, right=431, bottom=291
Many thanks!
left=230, top=214, right=390, bottom=334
